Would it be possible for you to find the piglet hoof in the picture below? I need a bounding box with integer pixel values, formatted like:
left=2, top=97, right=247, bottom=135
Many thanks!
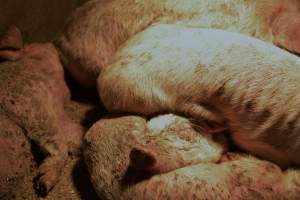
left=35, top=171, right=58, bottom=197
left=34, top=156, right=65, bottom=196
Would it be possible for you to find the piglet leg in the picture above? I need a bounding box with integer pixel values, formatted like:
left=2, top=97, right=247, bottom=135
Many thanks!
left=35, top=108, right=84, bottom=196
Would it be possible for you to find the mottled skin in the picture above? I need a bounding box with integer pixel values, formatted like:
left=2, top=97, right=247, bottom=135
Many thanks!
left=0, top=115, right=35, bottom=200
left=0, top=26, right=84, bottom=196
left=84, top=115, right=300, bottom=200
left=57, top=0, right=300, bottom=87
left=99, top=24, right=300, bottom=167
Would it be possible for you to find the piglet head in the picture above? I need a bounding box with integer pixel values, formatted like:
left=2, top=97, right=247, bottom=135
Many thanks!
left=22, top=42, right=64, bottom=74
left=0, top=26, right=64, bottom=75
left=0, top=25, right=24, bottom=61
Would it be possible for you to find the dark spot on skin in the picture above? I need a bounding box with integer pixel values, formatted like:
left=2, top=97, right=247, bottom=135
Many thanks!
left=287, top=120, right=296, bottom=130
left=287, top=112, right=300, bottom=132
left=255, top=109, right=272, bottom=125
left=268, top=114, right=286, bottom=131
left=199, top=101, right=218, bottom=112
left=245, top=100, right=255, bottom=111
left=261, top=109, right=272, bottom=119
left=215, top=85, right=225, bottom=97
left=262, top=114, right=287, bottom=149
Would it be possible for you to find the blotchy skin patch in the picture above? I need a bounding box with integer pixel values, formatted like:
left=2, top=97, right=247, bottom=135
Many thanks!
left=0, top=115, right=35, bottom=200
left=98, top=24, right=300, bottom=167
left=57, top=0, right=300, bottom=87
left=0, top=26, right=83, bottom=196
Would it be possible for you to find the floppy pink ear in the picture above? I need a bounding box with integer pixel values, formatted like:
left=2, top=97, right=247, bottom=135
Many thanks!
left=0, top=25, right=23, bottom=61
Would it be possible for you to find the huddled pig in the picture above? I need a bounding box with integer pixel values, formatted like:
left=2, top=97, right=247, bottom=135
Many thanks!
left=0, top=26, right=83, bottom=196
left=84, top=114, right=300, bottom=200
left=57, top=0, right=300, bottom=87
left=98, top=24, right=300, bottom=167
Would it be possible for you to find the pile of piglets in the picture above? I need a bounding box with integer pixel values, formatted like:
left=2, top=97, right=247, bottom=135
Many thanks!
left=0, top=26, right=83, bottom=197
left=2, top=0, right=300, bottom=199
left=56, top=0, right=300, bottom=199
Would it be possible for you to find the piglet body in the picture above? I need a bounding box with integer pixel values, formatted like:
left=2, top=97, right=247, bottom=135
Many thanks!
left=0, top=26, right=83, bottom=196
left=57, top=0, right=300, bottom=87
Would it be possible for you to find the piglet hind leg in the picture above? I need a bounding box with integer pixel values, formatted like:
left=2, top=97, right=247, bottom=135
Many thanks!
left=34, top=148, right=68, bottom=196
left=32, top=105, right=84, bottom=196
left=35, top=121, right=84, bottom=196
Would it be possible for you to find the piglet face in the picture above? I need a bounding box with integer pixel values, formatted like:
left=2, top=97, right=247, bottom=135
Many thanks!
left=22, top=43, right=64, bottom=75
left=0, top=26, right=63, bottom=76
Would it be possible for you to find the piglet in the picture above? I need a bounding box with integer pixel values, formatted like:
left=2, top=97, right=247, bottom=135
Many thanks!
left=0, top=26, right=84, bottom=196
left=57, top=0, right=300, bottom=88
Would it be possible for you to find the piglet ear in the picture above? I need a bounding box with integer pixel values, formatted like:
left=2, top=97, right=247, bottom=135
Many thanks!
left=0, top=25, right=23, bottom=50
left=0, top=26, right=23, bottom=61
left=129, top=147, right=157, bottom=172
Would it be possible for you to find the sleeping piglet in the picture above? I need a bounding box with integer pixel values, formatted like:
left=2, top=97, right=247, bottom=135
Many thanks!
left=0, top=26, right=83, bottom=196
left=57, top=0, right=300, bottom=88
